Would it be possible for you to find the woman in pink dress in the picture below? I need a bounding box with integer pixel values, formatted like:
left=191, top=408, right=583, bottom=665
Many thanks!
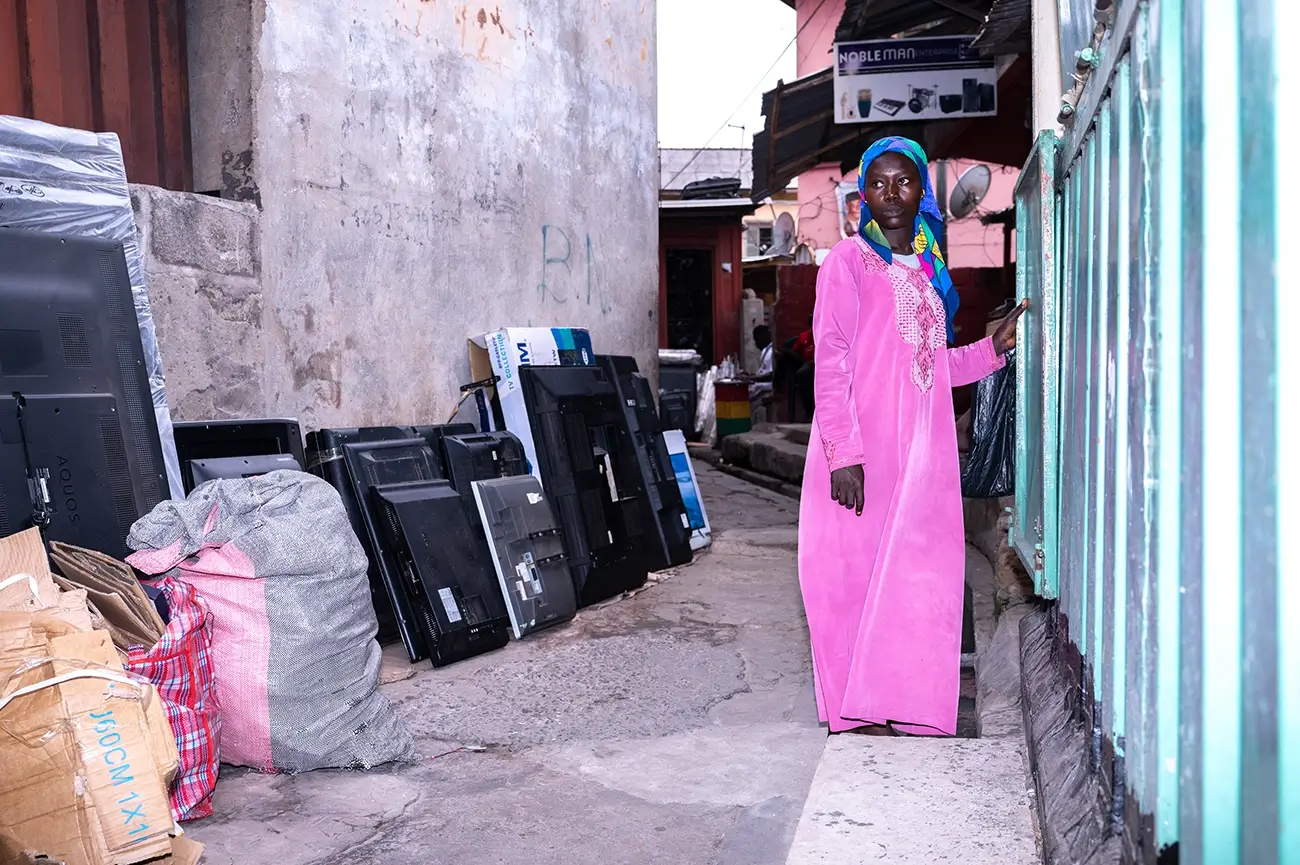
left=799, top=137, right=1024, bottom=736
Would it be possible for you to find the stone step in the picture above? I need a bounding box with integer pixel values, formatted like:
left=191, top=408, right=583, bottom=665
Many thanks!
left=719, top=429, right=808, bottom=485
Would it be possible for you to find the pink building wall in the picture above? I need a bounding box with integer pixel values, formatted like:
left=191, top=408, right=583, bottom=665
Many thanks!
left=791, top=0, right=1015, bottom=269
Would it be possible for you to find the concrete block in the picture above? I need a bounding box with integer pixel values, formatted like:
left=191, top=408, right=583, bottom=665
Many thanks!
left=136, top=186, right=259, bottom=276
left=774, top=424, right=811, bottom=446
left=752, top=435, right=807, bottom=481
left=976, top=604, right=1033, bottom=740
left=131, top=183, right=265, bottom=420
left=721, top=431, right=759, bottom=465
left=785, top=737, right=1039, bottom=865
left=722, top=431, right=808, bottom=485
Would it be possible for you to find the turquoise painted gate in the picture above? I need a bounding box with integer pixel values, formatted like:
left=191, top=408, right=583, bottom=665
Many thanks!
left=1011, top=0, right=1293, bottom=861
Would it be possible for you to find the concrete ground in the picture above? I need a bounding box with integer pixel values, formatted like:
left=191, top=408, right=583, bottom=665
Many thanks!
left=185, top=462, right=1037, bottom=865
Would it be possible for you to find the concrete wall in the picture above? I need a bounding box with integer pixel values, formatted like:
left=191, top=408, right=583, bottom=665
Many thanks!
left=131, top=184, right=266, bottom=421
left=187, top=0, right=257, bottom=201
left=187, top=0, right=659, bottom=430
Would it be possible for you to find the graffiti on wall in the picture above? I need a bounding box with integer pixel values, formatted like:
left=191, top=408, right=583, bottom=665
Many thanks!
left=537, top=224, right=611, bottom=314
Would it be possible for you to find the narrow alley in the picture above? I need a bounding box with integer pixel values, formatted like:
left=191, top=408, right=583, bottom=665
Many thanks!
left=1, top=0, right=1287, bottom=862
left=183, top=463, right=1037, bottom=865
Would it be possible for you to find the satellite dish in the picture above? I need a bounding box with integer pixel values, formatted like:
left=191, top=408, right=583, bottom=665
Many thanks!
left=948, top=164, right=992, bottom=220
left=771, top=212, right=796, bottom=256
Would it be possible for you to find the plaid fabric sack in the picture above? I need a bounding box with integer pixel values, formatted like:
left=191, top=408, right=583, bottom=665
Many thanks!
left=126, top=576, right=221, bottom=821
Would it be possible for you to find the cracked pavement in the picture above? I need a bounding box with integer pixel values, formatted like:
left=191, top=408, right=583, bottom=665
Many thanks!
left=187, top=463, right=825, bottom=865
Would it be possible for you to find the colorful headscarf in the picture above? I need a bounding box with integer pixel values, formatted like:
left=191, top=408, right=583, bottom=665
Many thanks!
left=857, top=136, right=959, bottom=342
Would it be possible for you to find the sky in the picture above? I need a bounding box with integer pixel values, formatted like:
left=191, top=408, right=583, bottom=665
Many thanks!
left=656, top=0, right=797, bottom=149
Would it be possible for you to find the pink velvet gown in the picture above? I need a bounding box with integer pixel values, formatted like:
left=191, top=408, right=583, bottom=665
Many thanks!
left=798, top=235, right=1005, bottom=736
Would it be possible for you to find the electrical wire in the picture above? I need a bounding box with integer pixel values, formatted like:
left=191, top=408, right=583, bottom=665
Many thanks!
left=664, top=0, right=832, bottom=190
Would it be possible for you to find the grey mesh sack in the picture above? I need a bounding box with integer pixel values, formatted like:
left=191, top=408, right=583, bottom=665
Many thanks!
left=126, top=470, right=414, bottom=772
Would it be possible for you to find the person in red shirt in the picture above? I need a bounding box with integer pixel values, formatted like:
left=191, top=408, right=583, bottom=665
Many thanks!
left=792, top=324, right=815, bottom=364
left=778, top=315, right=816, bottom=417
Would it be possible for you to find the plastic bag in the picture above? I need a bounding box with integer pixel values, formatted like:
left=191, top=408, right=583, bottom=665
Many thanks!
left=696, top=366, right=718, bottom=442
left=126, top=577, right=220, bottom=822
left=960, top=351, right=1015, bottom=498
left=127, top=471, right=414, bottom=773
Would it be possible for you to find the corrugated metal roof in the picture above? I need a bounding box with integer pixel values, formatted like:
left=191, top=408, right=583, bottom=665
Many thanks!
left=835, top=0, right=996, bottom=41
left=659, top=197, right=758, bottom=211
left=659, top=148, right=753, bottom=192
left=970, top=0, right=1032, bottom=56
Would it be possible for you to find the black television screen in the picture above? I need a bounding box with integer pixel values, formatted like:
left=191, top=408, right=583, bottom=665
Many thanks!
left=597, top=356, right=692, bottom=571
left=373, top=479, right=510, bottom=666
left=306, top=423, right=473, bottom=646
left=173, top=419, right=306, bottom=493
left=442, top=431, right=527, bottom=527
left=0, top=228, right=167, bottom=558
left=518, top=364, right=649, bottom=607
left=190, top=454, right=303, bottom=486
left=341, top=437, right=445, bottom=663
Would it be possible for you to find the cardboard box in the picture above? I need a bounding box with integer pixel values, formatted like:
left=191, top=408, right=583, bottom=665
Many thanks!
left=0, top=530, right=94, bottom=634
left=48, top=542, right=166, bottom=652
left=0, top=831, right=202, bottom=865
left=467, top=327, right=594, bottom=481
left=0, top=622, right=180, bottom=865
left=0, top=529, right=60, bottom=611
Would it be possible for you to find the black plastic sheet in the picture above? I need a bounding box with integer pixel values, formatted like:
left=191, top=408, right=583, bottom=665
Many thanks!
left=961, top=351, right=1015, bottom=498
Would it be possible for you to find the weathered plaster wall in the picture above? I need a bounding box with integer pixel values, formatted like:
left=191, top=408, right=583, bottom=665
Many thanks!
left=187, top=0, right=257, bottom=200
left=186, top=0, right=659, bottom=430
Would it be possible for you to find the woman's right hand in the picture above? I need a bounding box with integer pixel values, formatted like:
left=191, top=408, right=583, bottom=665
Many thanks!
left=830, top=465, right=865, bottom=516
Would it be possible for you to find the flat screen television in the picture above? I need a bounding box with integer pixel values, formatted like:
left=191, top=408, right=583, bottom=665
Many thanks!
left=189, top=454, right=303, bottom=486
left=441, top=431, right=528, bottom=528
left=597, top=356, right=692, bottom=571
left=173, top=419, right=306, bottom=494
left=373, top=479, right=510, bottom=666
left=342, top=437, right=446, bottom=662
left=472, top=475, right=576, bottom=638
left=306, top=423, right=472, bottom=644
left=0, top=228, right=167, bottom=558
left=517, top=364, right=649, bottom=607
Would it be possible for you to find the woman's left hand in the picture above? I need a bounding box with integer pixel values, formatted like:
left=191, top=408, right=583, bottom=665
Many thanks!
left=992, top=299, right=1029, bottom=356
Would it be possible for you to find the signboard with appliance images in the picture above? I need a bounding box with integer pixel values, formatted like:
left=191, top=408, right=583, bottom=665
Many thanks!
left=832, top=36, right=997, bottom=124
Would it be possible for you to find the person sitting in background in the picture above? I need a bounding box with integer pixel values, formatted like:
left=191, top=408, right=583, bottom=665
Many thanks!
left=791, top=316, right=815, bottom=363
left=738, top=325, right=775, bottom=419
left=787, top=316, right=815, bottom=417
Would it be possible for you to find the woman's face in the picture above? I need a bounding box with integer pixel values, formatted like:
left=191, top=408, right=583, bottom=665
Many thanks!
left=862, top=152, right=923, bottom=231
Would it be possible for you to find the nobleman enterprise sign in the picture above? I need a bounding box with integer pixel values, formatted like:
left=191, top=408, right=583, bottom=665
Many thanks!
left=832, top=36, right=998, bottom=125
